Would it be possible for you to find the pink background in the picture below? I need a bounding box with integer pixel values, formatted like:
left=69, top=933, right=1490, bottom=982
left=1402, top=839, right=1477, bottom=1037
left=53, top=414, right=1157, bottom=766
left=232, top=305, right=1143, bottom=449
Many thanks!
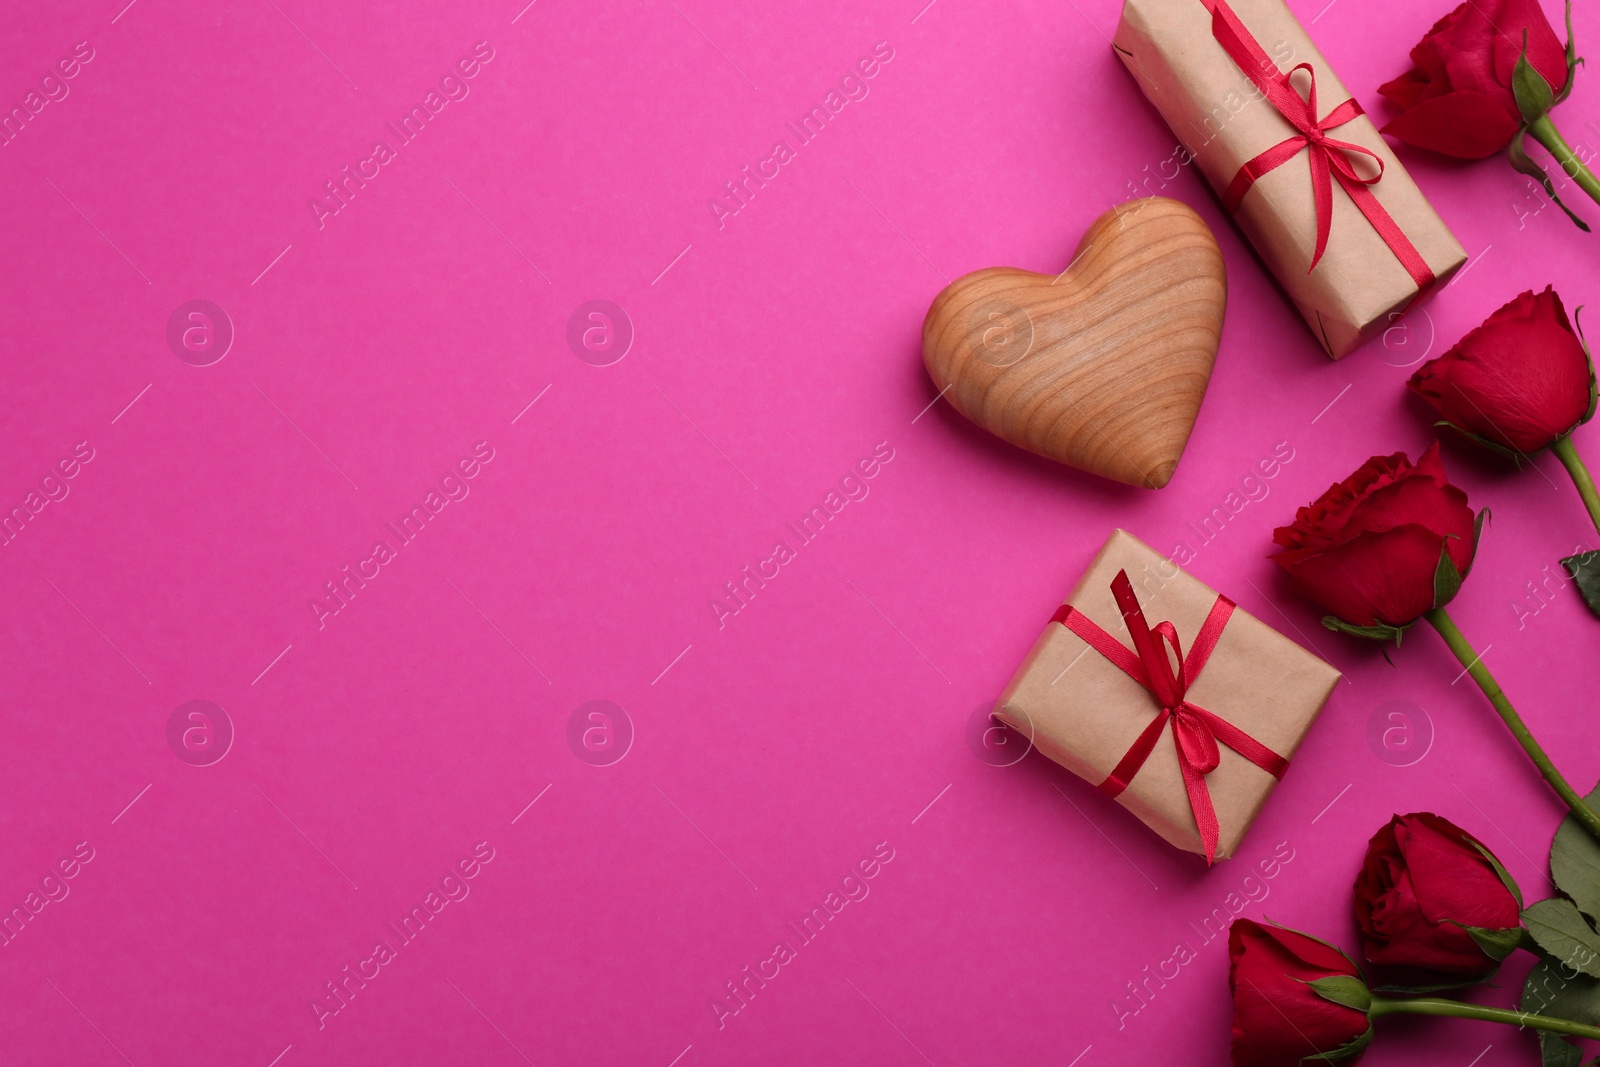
left=2, top=0, right=1597, bottom=1063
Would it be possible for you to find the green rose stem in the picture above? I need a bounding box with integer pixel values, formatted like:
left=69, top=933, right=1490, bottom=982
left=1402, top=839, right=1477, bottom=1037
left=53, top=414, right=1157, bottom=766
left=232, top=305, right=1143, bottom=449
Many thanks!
left=1527, top=114, right=1600, bottom=208
left=1552, top=435, right=1600, bottom=535
left=1425, top=606, right=1600, bottom=842
left=1372, top=996, right=1600, bottom=1040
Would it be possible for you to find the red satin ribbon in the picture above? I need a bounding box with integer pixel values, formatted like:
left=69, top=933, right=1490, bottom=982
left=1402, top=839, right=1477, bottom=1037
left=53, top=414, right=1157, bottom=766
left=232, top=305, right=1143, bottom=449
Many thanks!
left=1206, top=0, right=1434, bottom=288
left=1051, top=570, right=1288, bottom=864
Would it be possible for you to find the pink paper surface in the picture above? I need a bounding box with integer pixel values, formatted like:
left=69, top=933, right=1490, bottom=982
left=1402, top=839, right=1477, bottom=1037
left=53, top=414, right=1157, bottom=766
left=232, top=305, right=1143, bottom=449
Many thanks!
left=2, top=0, right=1596, bottom=1064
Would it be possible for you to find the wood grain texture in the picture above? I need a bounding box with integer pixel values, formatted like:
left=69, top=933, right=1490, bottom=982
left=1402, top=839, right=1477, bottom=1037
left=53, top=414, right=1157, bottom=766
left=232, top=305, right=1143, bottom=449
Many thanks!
left=921, top=197, right=1227, bottom=489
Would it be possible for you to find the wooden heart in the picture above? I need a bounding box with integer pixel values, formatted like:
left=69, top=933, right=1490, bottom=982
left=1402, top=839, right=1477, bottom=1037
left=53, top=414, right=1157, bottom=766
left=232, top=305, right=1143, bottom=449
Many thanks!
left=921, top=197, right=1226, bottom=489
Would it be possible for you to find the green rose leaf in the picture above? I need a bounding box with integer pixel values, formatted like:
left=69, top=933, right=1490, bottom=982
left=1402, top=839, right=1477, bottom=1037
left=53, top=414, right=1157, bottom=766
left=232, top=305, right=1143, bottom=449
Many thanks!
left=1523, top=898, right=1600, bottom=978
left=1562, top=551, right=1600, bottom=619
left=1539, top=1030, right=1583, bottom=1067
left=1515, top=30, right=1558, bottom=123
left=1308, top=974, right=1372, bottom=1012
left=1522, top=957, right=1600, bottom=1026
left=1551, top=778, right=1600, bottom=920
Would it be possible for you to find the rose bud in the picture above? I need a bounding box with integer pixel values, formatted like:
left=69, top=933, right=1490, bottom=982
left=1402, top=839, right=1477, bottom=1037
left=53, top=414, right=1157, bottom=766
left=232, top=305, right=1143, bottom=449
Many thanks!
left=1270, top=442, right=1479, bottom=638
left=1378, top=0, right=1570, bottom=159
left=1229, top=919, right=1373, bottom=1067
left=1409, top=287, right=1595, bottom=457
left=1354, top=813, right=1523, bottom=990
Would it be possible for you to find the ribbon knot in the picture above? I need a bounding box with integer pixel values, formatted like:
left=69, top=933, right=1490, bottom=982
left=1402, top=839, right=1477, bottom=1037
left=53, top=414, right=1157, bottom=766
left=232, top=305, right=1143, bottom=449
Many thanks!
left=1206, top=0, right=1433, bottom=289
left=1051, top=570, right=1289, bottom=864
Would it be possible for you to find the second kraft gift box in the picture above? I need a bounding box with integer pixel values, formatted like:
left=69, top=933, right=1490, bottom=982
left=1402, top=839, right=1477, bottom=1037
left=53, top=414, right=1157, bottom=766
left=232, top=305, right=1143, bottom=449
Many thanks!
left=995, top=530, right=1340, bottom=862
left=1112, top=0, right=1467, bottom=358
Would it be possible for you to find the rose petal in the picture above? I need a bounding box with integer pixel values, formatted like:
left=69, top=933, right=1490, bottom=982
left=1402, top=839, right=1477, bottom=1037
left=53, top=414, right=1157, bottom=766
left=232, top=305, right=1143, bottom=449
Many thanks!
left=1489, top=0, right=1572, bottom=95
left=1401, top=814, right=1521, bottom=929
left=1380, top=91, right=1523, bottom=157
left=1275, top=524, right=1447, bottom=627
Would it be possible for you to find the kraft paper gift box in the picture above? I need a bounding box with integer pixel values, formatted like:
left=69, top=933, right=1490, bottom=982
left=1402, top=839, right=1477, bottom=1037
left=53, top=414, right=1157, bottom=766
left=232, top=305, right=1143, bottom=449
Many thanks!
left=995, top=530, right=1339, bottom=861
left=1112, top=0, right=1467, bottom=358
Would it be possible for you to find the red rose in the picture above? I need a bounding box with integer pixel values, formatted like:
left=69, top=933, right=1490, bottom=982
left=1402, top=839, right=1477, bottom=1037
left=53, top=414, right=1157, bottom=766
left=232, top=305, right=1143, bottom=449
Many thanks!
left=1271, top=443, right=1478, bottom=631
left=1409, top=287, right=1594, bottom=456
left=1354, top=814, right=1523, bottom=989
left=1230, top=920, right=1373, bottom=1067
left=1378, top=0, right=1570, bottom=158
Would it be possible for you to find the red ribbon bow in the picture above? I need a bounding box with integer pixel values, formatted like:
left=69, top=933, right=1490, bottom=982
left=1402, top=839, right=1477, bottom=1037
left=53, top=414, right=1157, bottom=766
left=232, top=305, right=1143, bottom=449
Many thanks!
left=1052, top=570, right=1288, bottom=864
left=1206, top=0, right=1434, bottom=289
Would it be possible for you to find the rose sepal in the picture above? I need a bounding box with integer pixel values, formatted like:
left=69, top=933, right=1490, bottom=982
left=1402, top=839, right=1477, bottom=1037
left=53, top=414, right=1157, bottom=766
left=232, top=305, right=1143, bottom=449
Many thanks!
left=1461, top=923, right=1524, bottom=963
left=1574, top=305, right=1597, bottom=425
left=1506, top=129, right=1591, bottom=230
left=1553, top=0, right=1580, bottom=107
left=1513, top=30, right=1559, bottom=125
left=1434, top=508, right=1488, bottom=611
left=1321, top=615, right=1411, bottom=646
